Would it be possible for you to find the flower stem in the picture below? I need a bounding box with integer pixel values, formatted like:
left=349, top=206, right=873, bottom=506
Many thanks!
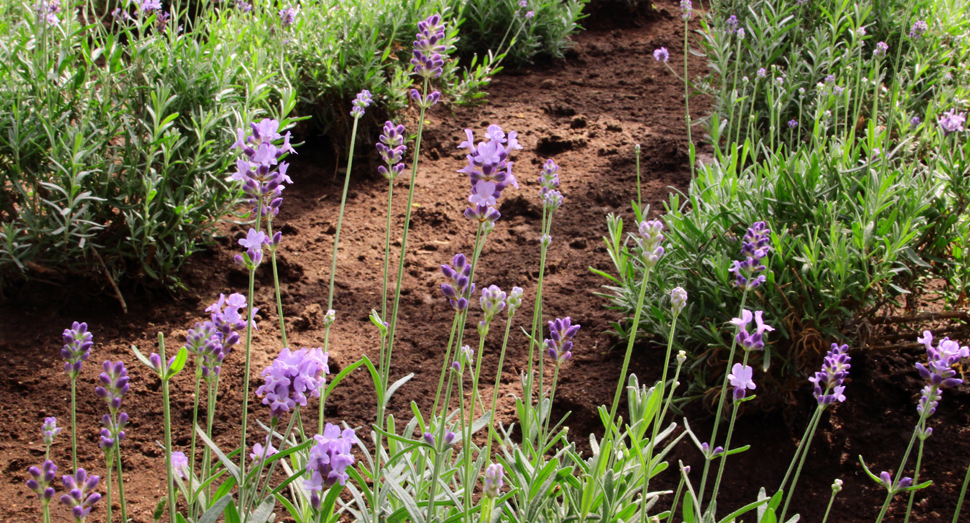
left=159, top=333, right=177, bottom=522
left=640, top=314, right=681, bottom=522
left=540, top=363, right=561, bottom=447
left=378, top=177, right=395, bottom=377
left=71, top=377, right=78, bottom=472
left=524, top=209, right=553, bottom=445
left=238, top=202, right=264, bottom=510
left=484, top=312, right=514, bottom=462
left=821, top=485, right=839, bottom=523
left=188, top=362, right=202, bottom=518
left=903, top=428, right=927, bottom=523
left=105, top=452, right=113, bottom=523
left=710, top=350, right=752, bottom=512
left=779, top=405, right=823, bottom=522
left=952, top=457, right=970, bottom=523
left=683, top=16, right=694, bottom=179
left=874, top=408, right=930, bottom=523
left=116, top=448, right=127, bottom=523
left=268, top=220, right=288, bottom=350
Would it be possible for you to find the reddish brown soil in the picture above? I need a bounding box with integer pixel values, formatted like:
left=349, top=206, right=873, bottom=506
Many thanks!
left=1, top=2, right=968, bottom=522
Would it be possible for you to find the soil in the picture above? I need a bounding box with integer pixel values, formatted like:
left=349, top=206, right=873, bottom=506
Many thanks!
left=2, top=2, right=969, bottom=522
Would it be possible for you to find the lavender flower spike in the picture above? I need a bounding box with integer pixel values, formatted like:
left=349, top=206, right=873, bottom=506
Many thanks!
left=808, top=343, right=851, bottom=405
left=873, top=41, right=889, bottom=57
left=350, top=90, right=373, bottom=118
left=42, top=417, right=61, bottom=446
left=96, top=360, right=130, bottom=451
left=731, top=309, right=774, bottom=351
left=256, top=348, right=329, bottom=421
left=170, top=451, right=189, bottom=479
left=61, top=469, right=101, bottom=521
left=484, top=463, right=504, bottom=498
left=637, top=219, right=665, bottom=267
left=279, top=6, right=298, bottom=27
left=460, top=125, right=522, bottom=222
left=910, top=20, right=927, bottom=39
left=670, top=287, right=687, bottom=315
left=507, top=286, right=525, bottom=315
left=26, top=460, right=57, bottom=502
left=939, top=109, right=966, bottom=135
left=727, top=363, right=756, bottom=400
left=680, top=0, right=692, bottom=20
left=62, top=322, right=93, bottom=379
left=480, top=285, right=507, bottom=323
left=412, top=14, right=447, bottom=79
left=729, top=221, right=771, bottom=290
left=653, top=47, right=669, bottom=63
left=377, top=121, right=407, bottom=180
left=545, top=317, right=580, bottom=363
left=441, top=254, right=476, bottom=310
left=305, top=424, right=357, bottom=509
left=914, top=331, right=967, bottom=417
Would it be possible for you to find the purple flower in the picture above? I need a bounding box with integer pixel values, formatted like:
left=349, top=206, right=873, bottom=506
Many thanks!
left=170, top=451, right=189, bottom=479
left=96, top=361, right=129, bottom=451
left=737, top=27, right=745, bottom=39
left=148, top=352, right=177, bottom=375
left=441, top=254, right=475, bottom=311
left=637, top=220, right=665, bottom=267
left=914, top=331, right=967, bottom=417
left=412, top=14, right=447, bottom=78
left=60, top=469, right=101, bottom=520
left=728, top=221, right=771, bottom=290
left=62, top=322, right=93, bottom=379
left=250, top=435, right=279, bottom=465
left=279, top=6, right=298, bottom=27
left=910, top=116, right=921, bottom=128
left=230, top=119, right=296, bottom=218
left=825, top=74, right=836, bottom=84
left=256, top=348, right=329, bottom=420
left=350, top=90, right=373, bottom=118
left=305, top=424, right=357, bottom=508
left=34, top=0, right=61, bottom=25
left=671, top=287, right=687, bottom=315
left=727, top=363, right=756, bottom=400
left=138, top=0, right=161, bottom=12
left=518, top=0, right=528, bottom=6
left=198, top=293, right=254, bottom=378
left=857, top=27, right=867, bottom=37
left=700, top=442, right=724, bottom=457
left=484, top=463, right=504, bottom=498
left=235, top=0, right=252, bottom=12
left=680, top=0, right=692, bottom=20
left=236, top=228, right=268, bottom=268
left=545, top=317, right=580, bottom=363
left=480, top=285, right=507, bottom=322
left=910, top=20, right=927, bottom=39
left=26, top=460, right=57, bottom=502
left=459, top=125, right=521, bottom=222
left=808, top=343, right=851, bottom=405
left=731, top=309, right=774, bottom=351
left=525, top=10, right=534, bottom=19
left=377, top=121, right=407, bottom=180
left=938, top=109, right=966, bottom=135
left=653, top=47, right=669, bottom=63
left=507, top=287, right=524, bottom=315
left=757, top=68, right=767, bottom=78
left=873, top=41, right=889, bottom=57
left=539, top=159, right=560, bottom=197
left=879, top=471, right=912, bottom=491
left=410, top=88, right=441, bottom=108
left=725, top=15, right=738, bottom=33
left=788, top=119, right=798, bottom=129
left=42, top=417, right=61, bottom=446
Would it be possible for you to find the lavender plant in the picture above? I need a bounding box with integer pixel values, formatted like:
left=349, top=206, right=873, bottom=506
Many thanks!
left=62, top=321, right=93, bottom=472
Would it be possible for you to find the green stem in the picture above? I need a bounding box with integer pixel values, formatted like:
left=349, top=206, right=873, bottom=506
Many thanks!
left=821, top=486, right=839, bottom=523
left=105, top=452, right=113, bottom=523
left=71, top=377, right=78, bottom=473
left=665, top=473, right=686, bottom=523
left=874, top=407, right=930, bottom=523
left=159, top=333, right=177, bottom=522
left=524, top=209, right=553, bottom=445
left=239, top=199, right=264, bottom=510
left=188, top=363, right=202, bottom=519
left=459, top=371, right=472, bottom=523
left=696, top=290, right=748, bottom=509
left=201, top=379, right=218, bottom=503
left=779, top=405, right=823, bottom=522
left=710, top=350, right=752, bottom=512
left=952, top=457, right=970, bottom=523
left=383, top=77, right=431, bottom=388
left=268, top=220, right=288, bottom=350
left=778, top=405, right=824, bottom=494
left=324, top=115, right=362, bottom=312
left=603, top=267, right=652, bottom=463
left=635, top=145, right=642, bottom=210
left=540, top=363, right=561, bottom=447
left=484, top=312, right=514, bottom=462
left=431, top=314, right=463, bottom=419
left=903, top=428, right=927, bottom=523
left=684, top=17, right=694, bottom=179
left=116, top=448, right=127, bottom=523
left=640, top=314, right=680, bottom=522
left=379, top=177, right=395, bottom=378
left=251, top=413, right=300, bottom=515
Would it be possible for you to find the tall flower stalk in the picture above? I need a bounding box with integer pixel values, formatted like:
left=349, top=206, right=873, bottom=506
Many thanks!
left=62, top=321, right=93, bottom=473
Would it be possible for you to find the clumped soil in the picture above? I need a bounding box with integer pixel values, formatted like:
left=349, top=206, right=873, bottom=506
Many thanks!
left=2, top=2, right=968, bottom=522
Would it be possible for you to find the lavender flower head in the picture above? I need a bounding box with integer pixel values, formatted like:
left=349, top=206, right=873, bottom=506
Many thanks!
left=670, top=287, right=687, bottom=315
left=279, top=6, right=298, bottom=27
left=377, top=121, right=407, bottom=180
left=26, top=460, right=57, bottom=502
left=350, top=90, right=373, bottom=118
left=545, top=317, right=580, bottom=363
left=412, top=14, right=447, bottom=79
left=204, top=293, right=254, bottom=354
left=910, top=116, right=921, bottom=128
left=236, top=0, right=252, bottom=12
left=148, top=352, right=177, bottom=375
left=42, top=417, right=61, bottom=446
left=726, top=15, right=738, bottom=33
left=728, top=221, right=771, bottom=290
left=171, top=451, right=189, bottom=479
left=757, top=68, right=767, bottom=78
left=938, top=109, right=966, bottom=135
left=731, top=309, right=774, bottom=351
left=518, top=0, right=528, bottom=6
left=441, top=254, right=476, bottom=310
left=484, top=463, right=504, bottom=498
left=480, top=285, right=507, bottom=323
left=873, top=41, right=889, bottom=58
left=680, top=0, right=692, bottom=20
left=737, top=27, right=745, bottom=39
left=526, top=10, right=534, bottom=19
left=62, top=322, right=93, bottom=379
left=230, top=118, right=297, bottom=218
left=138, top=0, right=161, bottom=12
left=910, top=20, right=927, bottom=39
left=459, top=125, right=522, bottom=223
left=34, top=0, right=61, bottom=25
left=808, top=343, right=851, bottom=405
left=60, top=469, right=101, bottom=521
left=878, top=471, right=912, bottom=491
left=96, top=361, right=129, bottom=451
left=305, top=424, right=357, bottom=509
left=256, top=348, right=329, bottom=420
left=788, top=119, right=798, bottom=129
left=453, top=344, right=474, bottom=373
left=653, top=47, right=669, bottom=63
left=235, top=227, right=269, bottom=268
left=915, top=331, right=967, bottom=417
left=250, top=435, right=279, bottom=465
left=507, top=286, right=525, bottom=315
left=727, top=363, right=756, bottom=400
left=185, top=321, right=224, bottom=379
left=637, top=219, right=665, bottom=267
left=539, top=159, right=563, bottom=212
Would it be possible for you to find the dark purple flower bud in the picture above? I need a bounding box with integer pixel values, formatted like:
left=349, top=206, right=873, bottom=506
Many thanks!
left=27, top=460, right=58, bottom=502
left=726, top=15, right=738, bottom=33
left=423, top=432, right=436, bottom=446
left=440, top=254, right=475, bottom=310
left=910, top=116, right=921, bottom=128
left=788, top=119, right=798, bottom=129
left=728, top=363, right=756, bottom=401
left=350, top=89, right=373, bottom=118
left=60, top=469, right=100, bottom=519
left=545, top=317, right=580, bottom=363
left=62, top=322, right=93, bottom=379
left=443, top=431, right=457, bottom=447
left=910, top=20, right=927, bottom=39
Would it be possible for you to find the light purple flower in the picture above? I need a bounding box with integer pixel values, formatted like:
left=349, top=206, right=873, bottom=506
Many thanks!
left=808, top=343, right=851, bottom=405
left=250, top=436, right=279, bottom=465
left=42, top=417, right=61, bottom=446
left=788, top=119, right=798, bottom=129
left=459, top=125, right=521, bottom=221
left=728, top=221, right=771, bottom=290
left=637, top=220, right=665, bottom=267
left=680, top=0, right=692, bottom=20
left=726, top=15, right=738, bottom=33
left=731, top=309, right=774, bottom=351
left=484, top=463, right=504, bottom=498
left=480, top=285, right=507, bottom=322
left=441, top=254, right=475, bottom=311
left=305, top=424, right=357, bottom=509
left=671, top=287, right=687, bottom=315
left=26, top=460, right=57, bottom=502
left=873, top=41, right=888, bottom=57
left=914, top=331, right=967, bottom=417
left=938, top=109, right=966, bottom=135
left=60, top=469, right=101, bottom=520
left=350, top=90, right=373, bottom=118
left=138, top=0, right=161, bottom=12
left=236, top=228, right=268, bottom=268
left=256, top=348, right=329, bottom=420
left=910, top=20, right=927, bottom=39
left=757, top=68, right=767, bottom=78
left=377, top=121, right=407, bottom=180
left=96, top=361, right=129, bottom=451
left=910, top=116, right=921, bottom=128
left=737, top=27, right=745, bottom=39
left=230, top=118, right=296, bottom=218
left=170, top=451, right=189, bottom=479
left=34, top=0, right=61, bottom=25
left=507, top=287, right=524, bottom=315
left=545, top=317, right=580, bottom=363
left=412, top=14, right=447, bottom=78
left=279, top=6, right=297, bottom=27
left=410, top=88, right=441, bottom=108
left=62, top=322, right=93, bottom=379
left=525, top=10, right=534, bottom=19
left=879, top=470, right=912, bottom=491
left=727, top=363, right=756, bottom=400
left=653, top=47, right=669, bottom=63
